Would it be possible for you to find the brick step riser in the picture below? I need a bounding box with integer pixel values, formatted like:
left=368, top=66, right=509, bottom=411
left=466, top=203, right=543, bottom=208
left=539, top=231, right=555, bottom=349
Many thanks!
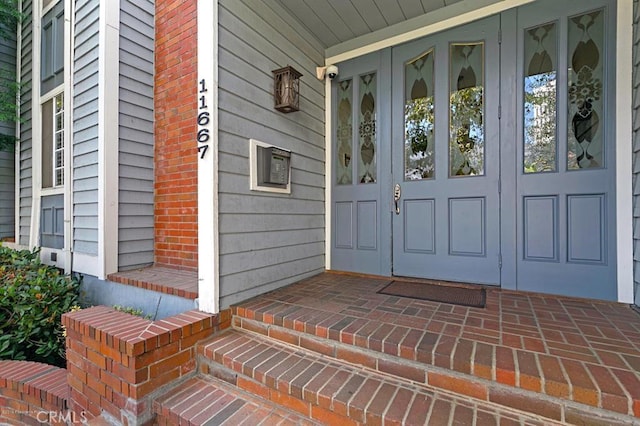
left=197, top=356, right=356, bottom=425
left=197, top=329, right=596, bottom=426
left=231, top=316, right=638, bottom=426
left=232, top=304, right=640, bottom=420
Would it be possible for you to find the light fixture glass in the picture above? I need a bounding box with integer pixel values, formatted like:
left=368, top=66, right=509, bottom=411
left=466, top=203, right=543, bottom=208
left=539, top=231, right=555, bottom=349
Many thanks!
left=273, top=66, right=302, bottom=113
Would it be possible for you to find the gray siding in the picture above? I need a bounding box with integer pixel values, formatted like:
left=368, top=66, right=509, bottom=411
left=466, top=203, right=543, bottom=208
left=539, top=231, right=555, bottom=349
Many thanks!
left=73, top=0, right=100, bottom=255
left=218, top=0, right=326, bottom=308
left=634, top=0, right=640, bottom=307
left=118, top=0, right=155, bottom=270
left=0, top=27, right=16, bottom=239
left=18, top=0, right=33, bottom=246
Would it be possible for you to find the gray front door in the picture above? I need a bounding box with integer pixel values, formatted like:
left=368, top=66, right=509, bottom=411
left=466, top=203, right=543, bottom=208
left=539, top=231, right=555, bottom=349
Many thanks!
left=391, top=16, right=501, bottom=285
left=509, top=0, right=617, bottom=299
left=331, top=51, right=392, bottom=276
left=331, top=0, right=618, bottom=300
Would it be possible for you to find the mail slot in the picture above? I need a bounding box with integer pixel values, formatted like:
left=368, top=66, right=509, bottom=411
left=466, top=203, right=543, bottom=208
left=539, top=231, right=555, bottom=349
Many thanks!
left=257, top=146, right=291, bottom=188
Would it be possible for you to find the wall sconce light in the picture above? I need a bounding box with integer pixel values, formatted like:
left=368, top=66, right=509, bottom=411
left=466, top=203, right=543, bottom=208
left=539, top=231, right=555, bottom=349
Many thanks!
left=273, top=65, right=302, bottom=113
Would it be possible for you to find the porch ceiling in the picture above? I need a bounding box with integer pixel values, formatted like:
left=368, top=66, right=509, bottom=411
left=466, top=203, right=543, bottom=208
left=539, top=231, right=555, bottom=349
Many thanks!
left=273, top=0, right=463, bottom=49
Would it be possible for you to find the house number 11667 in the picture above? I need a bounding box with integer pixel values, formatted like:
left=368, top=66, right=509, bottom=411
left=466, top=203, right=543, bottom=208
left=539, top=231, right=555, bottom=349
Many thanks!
left=197, top=78, right=210, bottom=159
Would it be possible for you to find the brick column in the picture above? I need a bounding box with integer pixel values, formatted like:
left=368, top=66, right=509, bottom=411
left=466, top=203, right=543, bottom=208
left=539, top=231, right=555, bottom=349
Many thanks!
left=62, top=306, right=229, bottom=425
left=154, top=0, right=199, bottom=270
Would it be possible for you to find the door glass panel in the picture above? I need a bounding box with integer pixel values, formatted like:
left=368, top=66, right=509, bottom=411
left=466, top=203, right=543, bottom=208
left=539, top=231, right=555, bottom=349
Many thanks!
left=358, top=73, right=377, bottom=183
left=567, top=9, right=604, bottom=170
left=524, top=23, right=557, bottom=173
left=336, top=79, right=353, bottom=185
left=404, top=49, right=435, bottom=180
left=449, top=42, right=484, bottom=176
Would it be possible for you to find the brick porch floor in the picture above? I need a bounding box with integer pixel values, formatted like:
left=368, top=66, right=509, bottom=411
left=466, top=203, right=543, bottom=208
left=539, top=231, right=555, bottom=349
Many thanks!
left=231, top=272, right=640, bottom=419
left=108, top=265, right=198, bottom=299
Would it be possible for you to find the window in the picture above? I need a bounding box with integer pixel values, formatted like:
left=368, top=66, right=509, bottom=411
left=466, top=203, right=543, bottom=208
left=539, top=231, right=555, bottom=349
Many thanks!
left=42, top=93, right=64, bottom=188
left=41, top=1, right=64, bottom=95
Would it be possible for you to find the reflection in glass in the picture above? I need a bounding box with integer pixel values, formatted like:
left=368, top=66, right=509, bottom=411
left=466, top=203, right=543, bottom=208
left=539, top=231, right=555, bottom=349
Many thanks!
left=336, top=79, right=353, bottom=185
left=567, top=9, right=604, bottom=169
left=449, top=42, right=484, bottom=176
left=524, top=23, right=557, bottom=173
left=404, top=49, right=435, bottom=180
left=358, top=73, right=377, bottom=183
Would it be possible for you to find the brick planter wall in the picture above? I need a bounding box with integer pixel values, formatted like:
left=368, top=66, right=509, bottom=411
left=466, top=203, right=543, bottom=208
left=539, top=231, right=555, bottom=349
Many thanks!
left=0, top=361, right=69, bottom=425
left=154, top=0, right=198, bottom=270
left=62, top=306, right=230, bottom=425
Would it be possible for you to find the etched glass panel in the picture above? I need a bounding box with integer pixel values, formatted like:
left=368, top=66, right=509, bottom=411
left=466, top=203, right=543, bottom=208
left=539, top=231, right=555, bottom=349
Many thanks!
left=404, top=49, right=435, bottom=180
left=567, top=9, right=604, bottom=169
left=524, top=23, right=557, bottom=173
left=449, top=42, right=484, bottom=176
left=358, top=73, right=377, bottom=183
left=336, top=79, right=353, bottom=185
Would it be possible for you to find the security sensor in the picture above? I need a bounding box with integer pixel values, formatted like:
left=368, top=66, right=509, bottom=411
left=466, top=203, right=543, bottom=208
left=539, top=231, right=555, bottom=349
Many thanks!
left=315, top=65, right=339, bottom=80
left=326, top=65, right=338, bottom=79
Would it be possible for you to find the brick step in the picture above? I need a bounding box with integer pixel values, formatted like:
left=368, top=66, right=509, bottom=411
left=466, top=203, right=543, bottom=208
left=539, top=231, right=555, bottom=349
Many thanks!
left=230, top=317, right=638, bottom=426
left=233, top=297, right=640, bottom=420
left=153, top=375, right=321, bottom=425
left=197, top=328, right=585, bottom=426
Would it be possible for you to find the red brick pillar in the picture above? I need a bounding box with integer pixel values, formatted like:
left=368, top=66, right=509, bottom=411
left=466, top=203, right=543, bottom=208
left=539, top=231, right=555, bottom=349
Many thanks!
left=154, top=0, right=199, bottom=270
left=62, top=306, right=225, bottom=424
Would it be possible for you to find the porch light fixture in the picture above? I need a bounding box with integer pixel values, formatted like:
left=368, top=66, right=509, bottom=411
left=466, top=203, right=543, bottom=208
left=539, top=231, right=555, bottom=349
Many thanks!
left=272, top=65, right=302, bottom=113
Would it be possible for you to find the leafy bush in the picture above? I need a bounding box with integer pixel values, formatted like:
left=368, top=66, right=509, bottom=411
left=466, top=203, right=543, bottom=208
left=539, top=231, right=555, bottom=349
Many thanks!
left=0, top=246, right=81, bottom=367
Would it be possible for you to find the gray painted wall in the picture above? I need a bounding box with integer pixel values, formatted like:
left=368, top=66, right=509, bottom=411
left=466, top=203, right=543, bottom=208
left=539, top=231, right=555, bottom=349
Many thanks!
left=81, top=275, right=196, bottom=321
left=18, top=0, right=33, bottom=246
left=217, top=0, right=326, bottom=308
left=0, top=28, right=16, bottom=240
left=73, top=0, right=100, bottom=255
left=634, top=0, right=639, bottom=307
left=118, top=0, right=155, bottom=270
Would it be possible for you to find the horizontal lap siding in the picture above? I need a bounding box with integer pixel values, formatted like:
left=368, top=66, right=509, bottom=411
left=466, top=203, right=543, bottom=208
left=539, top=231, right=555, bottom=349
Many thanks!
left=633, top=0, right=639, bottom=306
left=18, top=0, right=32, bottom=246
left=0, top=30, right=16, bottom=239
left=73, top=0, right=100, bottom=255
left=218, top=0, right=326, bottom=308
left=119, top=0, right=155, bottom=270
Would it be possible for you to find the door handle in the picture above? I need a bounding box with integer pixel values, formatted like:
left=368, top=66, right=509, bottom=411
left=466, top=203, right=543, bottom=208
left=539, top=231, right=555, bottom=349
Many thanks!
left=394, top=183, right=401, bottom=215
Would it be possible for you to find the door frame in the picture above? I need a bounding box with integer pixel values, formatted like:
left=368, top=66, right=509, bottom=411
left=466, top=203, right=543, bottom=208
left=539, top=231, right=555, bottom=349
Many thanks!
left=324, top=0, right=633, bottom=302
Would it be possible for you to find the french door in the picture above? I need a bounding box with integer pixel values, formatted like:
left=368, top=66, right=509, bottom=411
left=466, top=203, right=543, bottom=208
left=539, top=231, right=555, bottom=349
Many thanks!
left=391, top=16, right=502, bottom=285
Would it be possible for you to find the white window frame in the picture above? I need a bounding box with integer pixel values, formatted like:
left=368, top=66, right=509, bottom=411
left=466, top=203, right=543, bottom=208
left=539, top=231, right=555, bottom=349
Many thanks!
left=40, top=87, right=65, bottom=196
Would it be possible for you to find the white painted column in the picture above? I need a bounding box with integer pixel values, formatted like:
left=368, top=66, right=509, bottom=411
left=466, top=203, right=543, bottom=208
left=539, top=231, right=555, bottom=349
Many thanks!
left=197, top=0, right=219, bottom=314
left=28, top=0, right=42, bottom=250
left=13, top=0, right=23, bottom=246
left=97, top=0, right=120, bottom=279
left=616, top=0, right=634, bottom=303
left=63, top=0, right=74, bottom=274
left=324, top=75, right=332, bottom=270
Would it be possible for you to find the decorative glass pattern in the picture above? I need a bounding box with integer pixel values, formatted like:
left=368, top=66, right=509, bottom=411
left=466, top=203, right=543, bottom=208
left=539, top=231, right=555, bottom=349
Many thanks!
left=404, top=49, right=435, bottom=180
left=567, top=9, right=604, bottom=169
left=449, top=42, right=484, bottom=176
left=358, top=73, right=377, bottom=183
left=524, top=23, right=557, bottom=173
left=336, top=79, right=353, bottom=185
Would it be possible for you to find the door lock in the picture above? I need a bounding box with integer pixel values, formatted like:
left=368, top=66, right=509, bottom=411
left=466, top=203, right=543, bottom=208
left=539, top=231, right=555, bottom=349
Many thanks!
left=394, top=183, right=401, bottom=215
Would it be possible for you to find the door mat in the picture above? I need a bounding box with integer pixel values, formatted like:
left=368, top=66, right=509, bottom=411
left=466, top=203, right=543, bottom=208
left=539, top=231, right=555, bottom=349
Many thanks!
left=378, top=280, right=486, bottom=308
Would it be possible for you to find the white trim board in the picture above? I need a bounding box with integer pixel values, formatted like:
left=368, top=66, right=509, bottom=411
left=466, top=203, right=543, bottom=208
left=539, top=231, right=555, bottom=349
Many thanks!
left=97, top=0, right=120, bottom=279
left=197, top=0, right=219, bottom=314
left=615, top=0, right=633, bottom=303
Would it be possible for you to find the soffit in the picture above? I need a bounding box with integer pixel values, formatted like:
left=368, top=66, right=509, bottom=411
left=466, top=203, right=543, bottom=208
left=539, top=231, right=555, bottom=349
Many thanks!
left=272, top=0, right=463, bottom=49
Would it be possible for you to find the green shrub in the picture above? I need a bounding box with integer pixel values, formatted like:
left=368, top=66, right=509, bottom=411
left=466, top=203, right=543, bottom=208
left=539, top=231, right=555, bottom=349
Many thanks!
left=0, top=246, right=81, bottom=367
